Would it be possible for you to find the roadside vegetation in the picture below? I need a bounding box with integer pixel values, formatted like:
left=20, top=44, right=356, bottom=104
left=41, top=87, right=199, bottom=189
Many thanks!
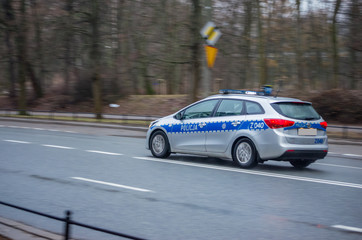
left=0, top=1, right=360, bottom=123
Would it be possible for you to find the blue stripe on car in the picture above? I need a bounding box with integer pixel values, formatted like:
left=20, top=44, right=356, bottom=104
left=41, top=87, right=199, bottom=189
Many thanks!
left=159, top=120, right=269, bottom=134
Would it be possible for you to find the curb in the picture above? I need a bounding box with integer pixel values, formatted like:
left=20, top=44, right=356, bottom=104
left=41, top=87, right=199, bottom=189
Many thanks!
left=0, top=217, right=64, bottom=240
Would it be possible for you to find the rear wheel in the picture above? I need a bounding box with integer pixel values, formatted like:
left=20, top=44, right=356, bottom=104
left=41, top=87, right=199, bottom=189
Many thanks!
left=232, top=138, right=258, bottom=169
left=290, top=159, right=315, bottom=169
left=150, top=131, right=171, bottom=158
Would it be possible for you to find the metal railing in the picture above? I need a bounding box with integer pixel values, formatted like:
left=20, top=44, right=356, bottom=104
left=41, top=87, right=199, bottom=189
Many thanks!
left=0, top=201, right=147, bottom=240
left=0, top=109, right=159, bottom=123
left=328, top=125, right=362, bottom=139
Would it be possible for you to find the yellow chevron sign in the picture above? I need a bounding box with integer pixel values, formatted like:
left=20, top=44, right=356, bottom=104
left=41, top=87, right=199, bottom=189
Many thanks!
left=205, top=45, right=218, bottom=68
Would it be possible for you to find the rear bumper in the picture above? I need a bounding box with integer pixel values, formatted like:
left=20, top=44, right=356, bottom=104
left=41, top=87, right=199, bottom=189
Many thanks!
left=273, top=150, right=328, bottom=161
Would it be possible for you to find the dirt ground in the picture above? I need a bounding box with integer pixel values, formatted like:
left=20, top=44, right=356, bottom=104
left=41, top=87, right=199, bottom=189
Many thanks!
left=0, top=94, right=191, bottom=117
left=0, top=235, right=11, bottom=240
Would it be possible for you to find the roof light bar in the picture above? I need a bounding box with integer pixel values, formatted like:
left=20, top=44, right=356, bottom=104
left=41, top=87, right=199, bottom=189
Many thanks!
left=219, top=85, right=273, bottom=96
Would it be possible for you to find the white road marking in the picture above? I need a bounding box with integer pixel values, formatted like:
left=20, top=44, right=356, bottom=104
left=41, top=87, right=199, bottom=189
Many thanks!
left=71, top=177, right=153, bottom=193
left=42, top=144, right=75, bottom=150
left=344, top=153, right=362, bottom=158
left=315, top=163, right=362, bottom=170
left=332, top=225, right=362, bottom=233
left=134, top=157, right=362, bottom=189
left=328, top=152, right=362, bottom=159
left=86, top=150, right=123, bottom=156
left=64, top=131, right=77, bottom=133
left=4, top=140, right=31, bottom=144
left=2, top=125, right=77, bottom=133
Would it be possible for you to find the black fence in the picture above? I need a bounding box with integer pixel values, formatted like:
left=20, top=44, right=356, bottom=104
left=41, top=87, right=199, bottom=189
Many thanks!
left=0, top=201, right=147, bottom=240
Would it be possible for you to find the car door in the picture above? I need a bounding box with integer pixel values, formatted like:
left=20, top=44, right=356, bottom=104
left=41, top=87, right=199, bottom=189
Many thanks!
left=171, top=99, right=219, bottom=152
left=205, top=99, right=245, bottom=153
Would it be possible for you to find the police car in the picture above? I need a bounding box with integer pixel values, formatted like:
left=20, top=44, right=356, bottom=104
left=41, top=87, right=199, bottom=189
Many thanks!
left=146, top=88, right=328, bottom=169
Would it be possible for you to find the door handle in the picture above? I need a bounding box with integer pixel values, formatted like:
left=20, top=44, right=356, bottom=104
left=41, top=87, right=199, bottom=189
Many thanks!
left=199, top=122, right=206, bottom=128
left=232, top=121, right=241, bottom=127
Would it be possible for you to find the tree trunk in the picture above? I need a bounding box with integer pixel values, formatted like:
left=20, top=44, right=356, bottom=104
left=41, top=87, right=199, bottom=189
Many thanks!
left=191, top=0, right=202, bottom=102
left=3, top=0, right=16, bottom=98
left=16, top=0, right=27, bottom=115
left=30, top=0, right=44, bottom=94
left=256, top=0, right=267, bottom=87
left=26, top=61, right=43, bottom=98
left=90, top=0, right=102, bottom=119
left=115, top=0, right=125, bottom=95
left=295, top=0, right=304, bottom=90
left=242, top=0, right=253, bottom=88
left=348, top=0, right=361, bottom=89
left=63, top=0, right=74, bottom=95
left=331, top=0, right=341, bottom=89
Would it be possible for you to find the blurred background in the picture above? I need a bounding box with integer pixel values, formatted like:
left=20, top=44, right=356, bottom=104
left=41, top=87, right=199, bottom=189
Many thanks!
left=0, top=0, right=361, bottom=122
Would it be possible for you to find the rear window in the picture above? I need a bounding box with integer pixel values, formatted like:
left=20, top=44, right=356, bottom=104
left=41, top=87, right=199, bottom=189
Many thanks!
left=271, top=102, right=320, bottom=120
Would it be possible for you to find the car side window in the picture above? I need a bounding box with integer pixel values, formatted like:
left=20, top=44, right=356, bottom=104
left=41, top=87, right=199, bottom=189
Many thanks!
left=215, top=99, right=244, bottom=117
left=183, top=100, right=219, bottom=119
left=245, top=101, right=264, bottom=115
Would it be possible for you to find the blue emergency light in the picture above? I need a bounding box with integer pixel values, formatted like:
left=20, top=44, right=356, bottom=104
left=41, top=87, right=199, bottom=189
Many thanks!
left=219, top=85, right=273, bottom=96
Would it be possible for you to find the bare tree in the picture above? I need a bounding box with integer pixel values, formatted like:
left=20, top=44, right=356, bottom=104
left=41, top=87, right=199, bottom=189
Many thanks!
left=16, top=0, right=27, bottom=114
left=2, top=0, right=16, bottom=98
left=331, top=0, right=341, bottom=89
left=347, top=0, right=361, bottom=89
left=256, top=0, right=267, bottom=86
left=190, top=0, right=202, bottom=101
left=295, top=0, right=304, bottom=90
left=89, top=0, right=102, bottom=119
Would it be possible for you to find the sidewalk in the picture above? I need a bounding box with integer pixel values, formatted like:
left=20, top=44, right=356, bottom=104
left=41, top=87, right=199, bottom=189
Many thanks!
left=0, top=217, right=63, bottom=240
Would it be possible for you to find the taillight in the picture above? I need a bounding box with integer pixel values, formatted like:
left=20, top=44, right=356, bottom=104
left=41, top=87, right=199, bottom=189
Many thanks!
left=264, top=119, right=295, bottom=129
left=320, top=121, right=328, bottom=129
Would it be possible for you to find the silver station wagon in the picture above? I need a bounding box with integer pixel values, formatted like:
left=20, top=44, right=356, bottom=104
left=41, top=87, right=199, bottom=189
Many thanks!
left=146, top=89, right=328, bottom=169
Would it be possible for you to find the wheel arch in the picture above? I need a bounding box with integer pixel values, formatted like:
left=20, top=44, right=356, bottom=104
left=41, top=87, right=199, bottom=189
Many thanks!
left=231, top=136, right=261, bottom=162
left=148, top=128, right=170, bottom=150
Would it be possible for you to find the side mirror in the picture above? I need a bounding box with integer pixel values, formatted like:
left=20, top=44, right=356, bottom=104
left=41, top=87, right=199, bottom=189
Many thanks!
left=174, top=111, right=184, bottom=120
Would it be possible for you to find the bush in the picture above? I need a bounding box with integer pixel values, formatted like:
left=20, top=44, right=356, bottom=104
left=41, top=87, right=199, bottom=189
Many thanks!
left=311, top=90, right=362, bottom=124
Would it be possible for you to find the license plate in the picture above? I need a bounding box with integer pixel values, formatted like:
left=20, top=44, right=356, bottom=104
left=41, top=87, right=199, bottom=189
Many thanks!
left=298, top=128, right=317, bottom=136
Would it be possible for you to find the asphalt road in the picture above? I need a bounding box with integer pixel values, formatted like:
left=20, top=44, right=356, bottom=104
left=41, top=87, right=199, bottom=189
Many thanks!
left=0, top=121, right=362, bottom=240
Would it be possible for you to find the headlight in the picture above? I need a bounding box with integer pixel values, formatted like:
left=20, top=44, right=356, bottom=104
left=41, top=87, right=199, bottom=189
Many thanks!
left=149, top=120, right=158, bottom=128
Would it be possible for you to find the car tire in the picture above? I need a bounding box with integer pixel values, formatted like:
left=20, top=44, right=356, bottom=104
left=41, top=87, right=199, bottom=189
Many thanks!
left=232, top=138, right=258, bottom=169
left=150, top=131, right=171, bottom=158
left=289, top=159, right=314, bottom=169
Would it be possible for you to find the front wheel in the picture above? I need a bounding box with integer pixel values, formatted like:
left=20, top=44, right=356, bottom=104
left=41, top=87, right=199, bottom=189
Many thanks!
left=290, top=159, right=315, bottom=169
left=232, top=138, right=258, bottom=169
left=150, top=131, right=171, bottom=158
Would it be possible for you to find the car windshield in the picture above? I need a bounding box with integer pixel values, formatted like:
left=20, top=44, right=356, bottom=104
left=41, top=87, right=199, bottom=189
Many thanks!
left=271, top=102, right=320, bottom=120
